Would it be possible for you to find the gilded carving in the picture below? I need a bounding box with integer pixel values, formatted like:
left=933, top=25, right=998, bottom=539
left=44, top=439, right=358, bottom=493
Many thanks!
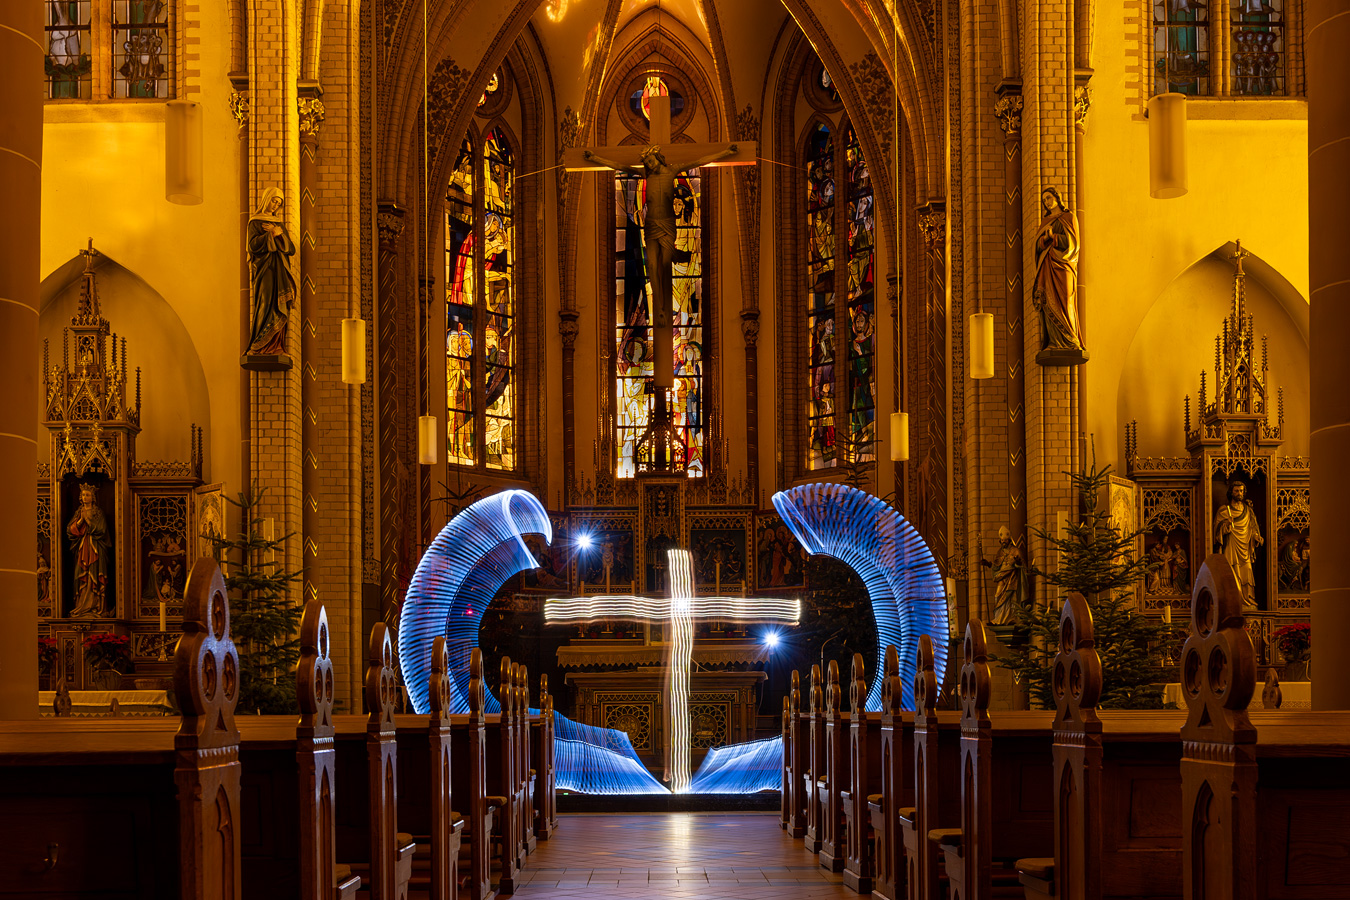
left=1074, top=86, right=1092, bottom=130
left=377, top=207, right=406, bottom=246
left=228, top=90, right=249, bottom=126
left=917, top=205, right=945, bottom=249
left=298, top=97, right=327, bottom=136
left=994, top=94, right=1023, bottom=137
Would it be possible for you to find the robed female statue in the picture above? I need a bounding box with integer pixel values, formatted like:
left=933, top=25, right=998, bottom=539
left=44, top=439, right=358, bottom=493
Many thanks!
left=1031, top=187, right=1086, bottom=364
left=67, top=483, right=111, bottom=618
left=246, top=187, right=298, bottom=357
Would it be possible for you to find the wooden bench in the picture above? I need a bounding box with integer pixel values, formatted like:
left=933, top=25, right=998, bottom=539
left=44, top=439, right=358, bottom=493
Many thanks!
left=783, top=669, right=808, bottom=838
left=530, top=675, right=557, bottom=842
left=483, top=658, right=523, bottom=893
left=802, top=663, right=827, bottom=854
left=818, top=658, right=852, bottom=872
left=839, top=654, right=884, bottom=891
left=898, top=635, right=954, bottom=900
left=448, top=650, right=495, bottom=900
left=868, top=646, right=915, bottom=900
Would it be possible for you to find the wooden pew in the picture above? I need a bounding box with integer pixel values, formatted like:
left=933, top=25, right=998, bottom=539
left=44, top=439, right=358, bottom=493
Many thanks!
left=898, top=635, right=947, bottom=900
left=484, top=657, right=522, bottom=894
left=818, top=658, right=851, bottom=871
left=1179, top=555, right=1350, bottom=900
left=783, top=669, right=808, bottom=838
left=448, top=650, right=494, bottom=900
left=530, top=674, right=557, bottom=841
left=395, top=636, right=465, bottom=900
left=841, top=653, right=883, bottom=892
left=802, top=663, right=827, bottom=853
left=333, top=624, right=416, bottom=900
left=868, top=646, right=913, bottom=900
left=517, top=664, right=536, bottom=858
left=1015, top=594, right=1184, bottom=900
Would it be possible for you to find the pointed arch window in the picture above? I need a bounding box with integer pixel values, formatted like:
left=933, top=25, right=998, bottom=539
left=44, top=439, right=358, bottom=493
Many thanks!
left=445, top=126, right=517, bottom=471
left=804, top=119, right=875, bottom=471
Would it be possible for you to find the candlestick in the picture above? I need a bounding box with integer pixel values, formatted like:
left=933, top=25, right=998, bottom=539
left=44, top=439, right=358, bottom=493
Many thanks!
left=159, top=600, right=167, bottom=632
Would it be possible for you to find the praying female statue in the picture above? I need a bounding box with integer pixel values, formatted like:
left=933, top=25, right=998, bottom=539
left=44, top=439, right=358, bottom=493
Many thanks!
left=67, top=483, right=111, bottom=618
left=246, top=187, right=298, bottom=356
left=1031, top=187, right=1085, bottom=361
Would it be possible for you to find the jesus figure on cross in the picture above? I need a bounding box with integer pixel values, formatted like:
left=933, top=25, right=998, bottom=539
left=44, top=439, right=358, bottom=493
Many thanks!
left=545, top=549, right=798, bottom=793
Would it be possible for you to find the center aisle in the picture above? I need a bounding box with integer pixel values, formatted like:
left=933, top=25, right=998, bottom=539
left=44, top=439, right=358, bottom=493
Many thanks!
left=509, top=812, right=854, bottom=899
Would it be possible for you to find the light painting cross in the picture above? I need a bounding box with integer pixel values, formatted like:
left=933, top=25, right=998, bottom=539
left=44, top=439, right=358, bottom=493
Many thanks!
left=546, top=549, right=799, bottom=793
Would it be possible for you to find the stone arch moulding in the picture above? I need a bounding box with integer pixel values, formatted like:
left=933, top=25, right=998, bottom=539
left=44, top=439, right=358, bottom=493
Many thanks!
left=39, top=251, right=212, bottom=469
left=1116, top=242, right=1310, bottom=462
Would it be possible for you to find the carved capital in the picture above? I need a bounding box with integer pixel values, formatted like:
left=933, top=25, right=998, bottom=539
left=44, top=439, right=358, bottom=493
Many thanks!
left=994, top=95, right=1023, bottom=137
left=228, top=90, right=249, bottom=127
left=558, top=309, right=580, bottom=349
left=917, top=203, right=946, bottom=251
left=739, top=309, right=761, bottom=347
left=1074, top=86, right=1093, bottom=131
left=377, top=203, right=406, bottom=248
left=298, top=97, right=327, bottom=137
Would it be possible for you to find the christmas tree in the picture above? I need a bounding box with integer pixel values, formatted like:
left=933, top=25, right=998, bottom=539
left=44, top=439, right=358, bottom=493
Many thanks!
left=207, top=488, right=304, bottom=714
left=994, top=462, right=1169, bottom=709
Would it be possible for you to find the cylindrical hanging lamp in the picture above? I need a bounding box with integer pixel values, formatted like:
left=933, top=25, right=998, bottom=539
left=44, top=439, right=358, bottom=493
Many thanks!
left=418, top=415, right=438, bottom=465
left=969, top=312, right=994, bottom=379
left=165, top=99, right=204, bottom=205
left=341, top=318, right=366, bottom=384
left=890, top=411, right=909, bottom=462
left=1147, top=93, right=1187, bottom=199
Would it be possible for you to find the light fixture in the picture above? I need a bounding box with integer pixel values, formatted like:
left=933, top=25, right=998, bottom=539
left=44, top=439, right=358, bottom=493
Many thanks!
left=165, top=99, right=203, bottom=205
left=1148, top=93, right=1187, bottom=199
left=969, top=312, right=994, bottom=379
left=341, top=318, right=366, bottom=384
left=418, top=414, right=438, bottom=465
left=890, top=411, right=909, bottom=462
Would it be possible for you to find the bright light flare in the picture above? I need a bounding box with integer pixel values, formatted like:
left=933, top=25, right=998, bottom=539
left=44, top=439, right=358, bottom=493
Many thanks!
left=763, top=630, right=781, bottom=649
left=576, top=532, right=594, bottom=551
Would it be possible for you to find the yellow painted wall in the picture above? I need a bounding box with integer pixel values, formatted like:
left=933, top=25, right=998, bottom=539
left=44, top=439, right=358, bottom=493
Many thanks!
left=39, top=0, right=242, bottom=495
left=1084, top=0, right=1309, bottom=467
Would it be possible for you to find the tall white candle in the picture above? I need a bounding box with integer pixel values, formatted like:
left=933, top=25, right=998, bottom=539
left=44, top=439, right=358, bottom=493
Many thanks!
left=159, top=600, right=167, bottom=632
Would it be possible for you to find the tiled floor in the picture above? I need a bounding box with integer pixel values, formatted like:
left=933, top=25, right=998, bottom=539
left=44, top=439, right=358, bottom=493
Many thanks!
left=509, top=813, right=854, bottom=898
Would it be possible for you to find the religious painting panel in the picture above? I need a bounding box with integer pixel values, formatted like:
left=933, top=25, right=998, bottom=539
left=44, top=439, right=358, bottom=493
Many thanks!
left=599, top=694, right=656, bottom=752
left=483, top=127, right=516, bottom=471
left=689, top=513, right=752, bottom=593
left=1210, top=462, right=1268, bottom=610
left=1275, top=486, right=1310, bottom=604
left=60, top=475, right=116, bottom=619
left=755, top=512, right=806, bottom=592
left=446, top=136, right=477, bottom=466
left=689, top=693, right=733, bottom=749
left=37, top=494, right=54, bottom=619
left=805, top=122, right=837, bottom=471
left=572, top=514, right=637, bottom=593
left=194, top=482, right=224, bottom=563
left=843, top=123, right=876, bottom=462
left=1141, top=487, right=1193, bottom=611
left=521, top=512, right=573, bottom=594
left=137, top=494, right=188, bottom=619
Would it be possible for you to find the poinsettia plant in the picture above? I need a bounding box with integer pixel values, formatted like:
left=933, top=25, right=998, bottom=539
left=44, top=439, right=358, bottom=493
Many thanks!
left=82, top=633, right=132, bottom=673
left=38, top=638, right=58, bottom=675
left=1274, top=623, right=1310, bottom=662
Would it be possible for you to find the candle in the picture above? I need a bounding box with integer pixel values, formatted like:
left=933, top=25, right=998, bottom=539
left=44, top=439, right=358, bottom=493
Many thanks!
left=1163, top=605, right=1172, bottom=624
left=159, top=600, right=167, bottom=632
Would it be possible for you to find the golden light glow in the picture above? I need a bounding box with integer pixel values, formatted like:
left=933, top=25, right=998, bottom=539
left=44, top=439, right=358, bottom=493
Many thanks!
left=1148, top=93, right=1188, bottom=200
left=890, top=411, right=909, bottom=462
left=969, top=312, right=994, bottom=379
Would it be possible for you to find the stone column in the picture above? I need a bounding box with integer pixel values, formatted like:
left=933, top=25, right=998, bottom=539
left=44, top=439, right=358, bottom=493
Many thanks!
left=1308, top=0, right=1350, bottom=708
left=917, top=203, right=949, bottom=572
left=376, top=203, right=406, bottom=620
left=996, top=89, right=1029, bottom=581
left=559, top=309, right=579, bottom=503
left=0, top=3, right=42, bottom=718
left=741, top=310, right=761, bottom=503
left=298, top=93, right=324, bottom=611
left=230, top=88, right=251, bottom=491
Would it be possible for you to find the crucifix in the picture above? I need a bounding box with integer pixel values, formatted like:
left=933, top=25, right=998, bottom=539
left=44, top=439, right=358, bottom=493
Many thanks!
left=545, top=549, right=798, bottom=793
left=563, top=94, right=757, bottom=471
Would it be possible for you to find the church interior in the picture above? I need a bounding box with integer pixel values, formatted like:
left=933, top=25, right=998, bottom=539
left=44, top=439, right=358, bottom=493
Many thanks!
left=2, top=0, right=1348, bottom=895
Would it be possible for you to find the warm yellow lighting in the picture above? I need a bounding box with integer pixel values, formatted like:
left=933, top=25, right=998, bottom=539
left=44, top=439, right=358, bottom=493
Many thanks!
left=165, top=100, right=203, bottom=205
left=341, top=318, right=366, bottom=384
left=418, top=415, right=438, bottom=465
left=890, top=411, right=909, bottom=462
left=969, top=312, right=994, bottom=379
left=1148, top=93, right=1187, bottom=200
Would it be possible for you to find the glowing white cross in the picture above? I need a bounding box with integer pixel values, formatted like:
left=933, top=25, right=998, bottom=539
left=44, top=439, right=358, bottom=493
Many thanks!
left=546, top=549, right=800, bottom=793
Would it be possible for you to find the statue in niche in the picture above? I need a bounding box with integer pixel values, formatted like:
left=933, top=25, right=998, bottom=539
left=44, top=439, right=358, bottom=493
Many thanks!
left=1214, top=478, right=1263, bottom=607
left=1032, top=187, right=1088, bottom=366
left=67, top=483, right=111, bottom=618
left=982, top=526, right=1025, bottom=625
left=245, top=186, right=298, bottom=359
left=1278, top=534, right=1309, bottom=591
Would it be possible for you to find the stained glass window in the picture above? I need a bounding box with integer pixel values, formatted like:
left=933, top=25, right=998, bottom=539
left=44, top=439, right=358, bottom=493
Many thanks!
left=805, top=123, right=836, bottom=470
left=844, top=124, right=876, bottom=463
left=1153, top=0, right=1210, bottom=95
left=1231, top=0, right=1285, bottom=96
left=820, top=67, right=840, bottom=103
left=614, top=166, right=705, bottom=479
left=113, top=0, right=169, bottom=98
left=629, top=75, right=686, bottom=121
left=446, top=137, right=477, bottom=466
left=478, top=70, right=500, bottom=108
left=482, top=128, right=516, bottom=471
left=46, top=0, right=92, bottom=99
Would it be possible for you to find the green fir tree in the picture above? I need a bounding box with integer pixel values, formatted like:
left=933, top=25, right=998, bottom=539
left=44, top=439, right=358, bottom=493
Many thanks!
left=206, top=489, right=304, bottom=714
left=993, top=461, right=1170, bottom=709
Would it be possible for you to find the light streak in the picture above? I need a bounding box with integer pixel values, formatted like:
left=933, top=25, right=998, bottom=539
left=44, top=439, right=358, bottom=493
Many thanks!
left=544, top=594, right=801, bottom=623
left=688, top=736, right=785, bottom=794
left=772, top=483, right=949, bottom=711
